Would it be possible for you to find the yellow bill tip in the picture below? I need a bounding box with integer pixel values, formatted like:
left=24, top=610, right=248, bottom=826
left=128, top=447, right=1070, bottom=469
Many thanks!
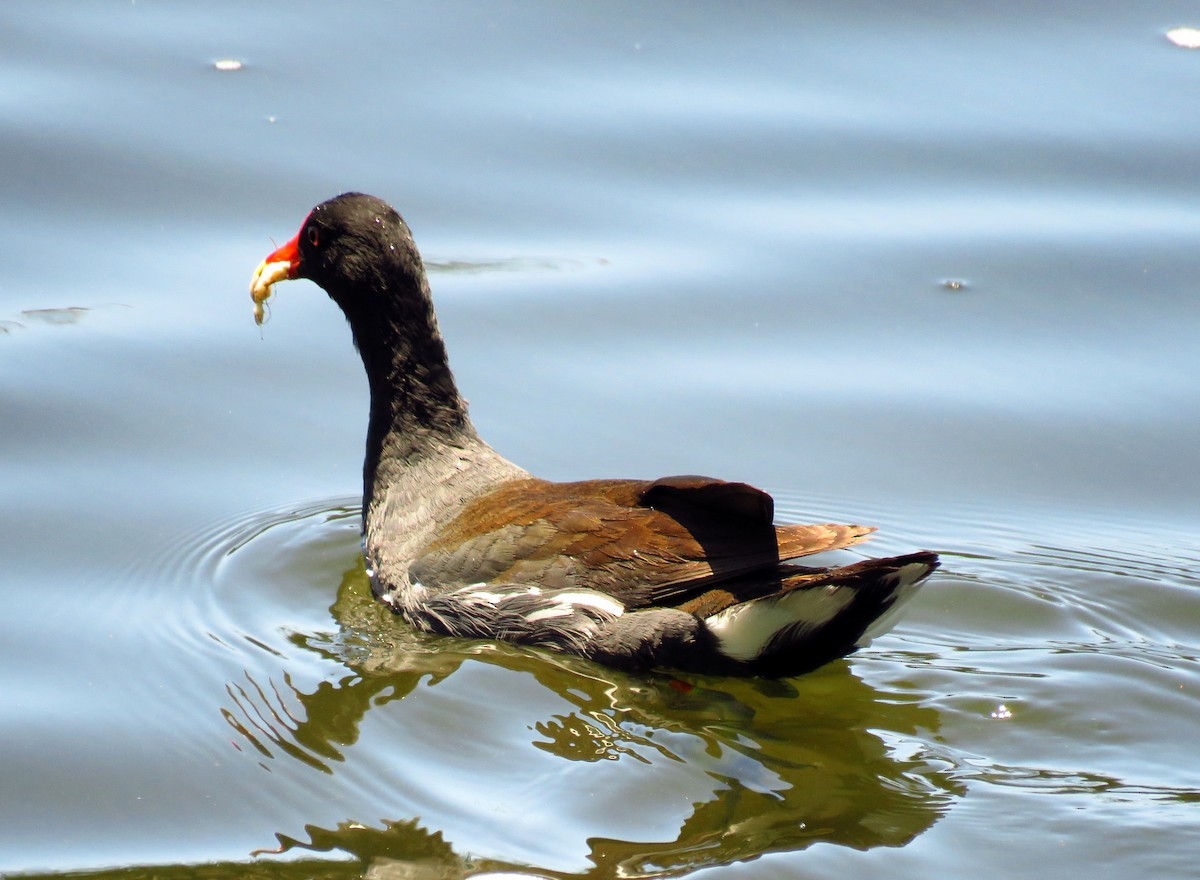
left=249, top=259, right=293, bottom=326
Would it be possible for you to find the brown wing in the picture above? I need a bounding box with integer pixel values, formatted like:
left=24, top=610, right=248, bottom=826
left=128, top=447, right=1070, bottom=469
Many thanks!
left=410, top=475, right=874, bottom=609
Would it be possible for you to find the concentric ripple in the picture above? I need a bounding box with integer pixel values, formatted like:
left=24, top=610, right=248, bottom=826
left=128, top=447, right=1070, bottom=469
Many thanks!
left=113, top=496, right=363, bottom=662
left=90, top=486, right=1200, bottom=877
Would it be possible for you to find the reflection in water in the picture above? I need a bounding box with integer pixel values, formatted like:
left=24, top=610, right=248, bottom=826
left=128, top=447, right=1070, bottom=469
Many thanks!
left=21, top=491, right=1197, bottom=880
left=221, top=559, right=962, bottom=878
left=10, top=844, right=537, bottom=880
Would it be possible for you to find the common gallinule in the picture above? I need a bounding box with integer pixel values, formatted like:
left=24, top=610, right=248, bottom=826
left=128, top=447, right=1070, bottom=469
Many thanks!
left=250, top=192, right=938, bottom=677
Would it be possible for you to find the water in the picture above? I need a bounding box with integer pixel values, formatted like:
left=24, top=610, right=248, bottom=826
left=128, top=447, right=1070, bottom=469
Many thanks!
left=2, top=2, right=1198, bottom=878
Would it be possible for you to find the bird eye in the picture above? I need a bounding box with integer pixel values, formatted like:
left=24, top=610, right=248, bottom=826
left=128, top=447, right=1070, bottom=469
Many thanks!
left=307, top=226, right=320, bottom=247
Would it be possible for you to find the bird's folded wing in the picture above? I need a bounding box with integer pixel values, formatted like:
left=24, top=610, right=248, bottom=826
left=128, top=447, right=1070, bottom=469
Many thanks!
left=411, top=476, right=875, bottom=607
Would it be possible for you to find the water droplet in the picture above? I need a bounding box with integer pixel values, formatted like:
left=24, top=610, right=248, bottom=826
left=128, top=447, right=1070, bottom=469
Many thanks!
left=213, top=58, right=243, bottom=72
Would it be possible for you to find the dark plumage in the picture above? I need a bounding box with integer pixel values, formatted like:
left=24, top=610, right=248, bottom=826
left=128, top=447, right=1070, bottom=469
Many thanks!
left=250, top=192, right=938, bottom=677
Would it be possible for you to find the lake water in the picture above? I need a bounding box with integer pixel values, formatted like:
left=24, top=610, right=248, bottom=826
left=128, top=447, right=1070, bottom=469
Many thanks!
left=2, top=2, right=1198, bottom=878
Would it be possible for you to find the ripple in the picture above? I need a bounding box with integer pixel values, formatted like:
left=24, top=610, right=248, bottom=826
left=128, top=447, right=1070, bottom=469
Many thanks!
left=168, top=495, right=966, bottom=871
left=951, top=752, right=1200, bottom=804
left=770, top=485, right=1200, bottom=802
left=238, top=650, right=963, bottom=873
left=117, top=496, right=362, bottom=661
left=107, top=486, right=1200, bottom=875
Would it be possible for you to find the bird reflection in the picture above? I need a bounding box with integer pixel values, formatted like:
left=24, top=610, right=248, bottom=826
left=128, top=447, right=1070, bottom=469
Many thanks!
left=223, top=558, right=962, bottom=878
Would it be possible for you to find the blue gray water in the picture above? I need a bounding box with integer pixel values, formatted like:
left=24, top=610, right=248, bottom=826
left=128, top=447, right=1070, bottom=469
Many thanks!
left=2, top=3, right=1198, bottom=878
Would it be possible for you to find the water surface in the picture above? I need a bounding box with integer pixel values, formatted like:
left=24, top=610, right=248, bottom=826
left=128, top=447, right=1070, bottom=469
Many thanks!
left=2, top=2, right=1198, bottom=878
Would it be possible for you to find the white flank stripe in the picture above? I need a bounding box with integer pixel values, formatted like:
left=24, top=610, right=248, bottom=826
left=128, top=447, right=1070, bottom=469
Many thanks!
left=462, top=590, right=505, bottom=605
left=547, top=591, right=626, bottom=617
left=454, top=583, right=542, bottom=604
left=524, top=605, right=574, bottom=622
left=706, top=586, right=854, bottom=662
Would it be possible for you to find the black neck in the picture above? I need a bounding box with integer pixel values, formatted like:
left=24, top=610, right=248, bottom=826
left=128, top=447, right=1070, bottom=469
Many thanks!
left=335, top=271, right=478, bottom=509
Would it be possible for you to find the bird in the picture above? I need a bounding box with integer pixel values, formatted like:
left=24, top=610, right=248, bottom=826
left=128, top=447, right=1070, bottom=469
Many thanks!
left=249, top=192, right=938, bottom=677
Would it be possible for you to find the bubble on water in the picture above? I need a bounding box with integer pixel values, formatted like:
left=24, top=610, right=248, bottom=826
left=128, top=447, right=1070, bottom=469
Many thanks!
left=213, top=58, right=244, bottom=71
left=990, top=703, right=1014, bottom=720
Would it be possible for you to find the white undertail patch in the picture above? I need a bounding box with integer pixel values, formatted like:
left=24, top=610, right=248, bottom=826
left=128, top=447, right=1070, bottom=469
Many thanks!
left=705, top=585, right=855, bottom=662
left=854, top=561, right=930, bottom=647
left=553, top=591, right=625, bottom=616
